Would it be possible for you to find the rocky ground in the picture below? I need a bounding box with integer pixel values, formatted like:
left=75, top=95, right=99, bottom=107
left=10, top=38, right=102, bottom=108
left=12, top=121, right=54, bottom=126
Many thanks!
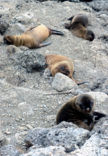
left=0, top=0, right=108, bottom=155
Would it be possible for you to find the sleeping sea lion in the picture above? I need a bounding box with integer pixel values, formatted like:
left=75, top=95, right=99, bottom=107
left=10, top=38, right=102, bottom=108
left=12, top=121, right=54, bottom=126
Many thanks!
left=45, top=54, right=74, bottom=79
left=4, top=24, right=64, bottom=48
left=65, top=14, right=95, bottom=41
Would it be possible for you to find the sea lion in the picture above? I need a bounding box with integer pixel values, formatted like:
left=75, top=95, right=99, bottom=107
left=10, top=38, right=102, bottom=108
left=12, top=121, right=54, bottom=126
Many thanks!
left=45, top=54, right=74, bottom=79
left=4, top=24, right=64, bottom=48
left=67, top=14, right=89, bottom=28
left=65, top=14, right=95, bottom=41
left=45, top=54, right=87, bottom=85
left=56, top=94, right=103, bottom=130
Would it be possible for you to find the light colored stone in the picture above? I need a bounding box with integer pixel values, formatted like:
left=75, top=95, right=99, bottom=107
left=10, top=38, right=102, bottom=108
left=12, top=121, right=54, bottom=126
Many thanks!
left=52, top=73, right=78, bottom=92
left=86, top=92, right=108, bottom=114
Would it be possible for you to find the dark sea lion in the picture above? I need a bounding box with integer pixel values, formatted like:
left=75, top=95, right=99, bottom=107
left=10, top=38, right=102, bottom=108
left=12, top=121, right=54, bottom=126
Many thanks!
left=56, top=94, right=106, bottom=130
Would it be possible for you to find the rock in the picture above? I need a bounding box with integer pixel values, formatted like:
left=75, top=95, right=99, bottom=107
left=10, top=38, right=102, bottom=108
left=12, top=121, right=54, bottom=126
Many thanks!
left=8, top=51, right=47, bottom=73
left=69, top=117, right=108, bottom=156
left=6, top=45, right=21, bottom=54
left=0, top=35, right=3, bottom=45
left=6, top=23, right=25, bottom=35
left=0, top=145, right=20, bottom=156
left=13, top=12, right=35, bottom=25
left=6, top=74, right=26, bottom=86
left=88, top=0, right=108, bottom=13
left=0, top=19, right=9, bottom=35
left=18, top=102, right=34, bottom=116
left=21, top=146, right=70, bottom=156
left=52, top=73, right=78, bottom=92
left=43, top=68, right=52, bottom=79
left=86, top=92, right=108, bottom=114
left=25, top=122, right=89, bottom=152
left=0, top=131, right=7, bottom=147
left=91, top=116, right=108, bottom=136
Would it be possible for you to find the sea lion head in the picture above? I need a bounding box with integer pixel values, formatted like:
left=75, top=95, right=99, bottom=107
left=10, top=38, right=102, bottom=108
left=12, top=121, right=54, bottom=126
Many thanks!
left=75, top=94, right=94, bottom=113
left=86, top=30, right=95, bottom=41
left=4, top=35, right=14, bottom=44
left=51, top=62, right=72, bottom=78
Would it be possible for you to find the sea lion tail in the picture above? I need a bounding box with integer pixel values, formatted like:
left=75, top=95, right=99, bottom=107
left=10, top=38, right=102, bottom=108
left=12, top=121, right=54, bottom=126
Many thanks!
left=39, top=41, right=51, bottom=48
left=50, top=29, right=64, bottom=36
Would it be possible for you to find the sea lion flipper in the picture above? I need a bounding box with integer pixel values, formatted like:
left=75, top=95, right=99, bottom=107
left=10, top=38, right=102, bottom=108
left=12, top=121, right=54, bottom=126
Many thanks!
left=68, top=16, right=74, bottom=21
left=93, top=111, right=106, bottom=122
left=38, top=41, right=51, bottom=48
left=50, top=29, right=64, bottom=36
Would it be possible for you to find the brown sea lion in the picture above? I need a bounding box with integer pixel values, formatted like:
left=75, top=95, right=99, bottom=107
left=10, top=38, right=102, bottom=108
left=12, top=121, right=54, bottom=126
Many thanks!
left=65, top=14, right=95, bottom=41
left=4, top=24, right=64, bottom=48
left=56, top=94, right=106, bottom=130
left=45, top=54, right=74, bottom=79
left=45, top=54, right=88, bottom=85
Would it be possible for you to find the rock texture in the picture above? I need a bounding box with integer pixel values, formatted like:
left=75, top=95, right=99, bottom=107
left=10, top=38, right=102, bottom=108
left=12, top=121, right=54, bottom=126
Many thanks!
left=52, top=73, right=78, bottom=91
left=24, top=122, right=89, bottom=152
left=0, top=0, right=108, bottom=155
left=0, top=145, right=20, bottom=156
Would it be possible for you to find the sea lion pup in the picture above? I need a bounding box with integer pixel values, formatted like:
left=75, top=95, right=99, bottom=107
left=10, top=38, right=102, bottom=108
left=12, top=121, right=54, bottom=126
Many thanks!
left=65, top=14, right=95, bottom=41
left=67, top=14, right=89, bottom=28
left=56, top=94, right=95, bottom=130
left=45, top=54, right=74, bottom=79
left=45, top=54, right=87, bottom=85
left=4, top=24, right=64, bottom=48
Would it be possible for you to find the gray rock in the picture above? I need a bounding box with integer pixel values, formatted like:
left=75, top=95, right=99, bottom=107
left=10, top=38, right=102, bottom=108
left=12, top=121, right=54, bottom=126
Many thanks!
left=88, top=0, right=108, bottom=13
left=70, top=117, right=108, bottom=156
left=0, top=131, right=7, bottom=148
left=21, top=146, right=70, bottom=156
left=0, top=19, right=9, bottom=35
left=6, top=74, right=26, bottom=86
left=86, top=91, right=108, bottom=114
left=6, top=45, right=21, bottom=54
left=0, top=145, right=20, bottom=156
left=6, top=23, right=26, bottom=35
left=52, top=73, right=78, bottom=92
left=8, top=51, right=47, bottom=73
left=25, top=122, right=89, bottom=152
left=18, top=102, right=34, bottom=116
left=0, top=35, right=4, bottom=45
